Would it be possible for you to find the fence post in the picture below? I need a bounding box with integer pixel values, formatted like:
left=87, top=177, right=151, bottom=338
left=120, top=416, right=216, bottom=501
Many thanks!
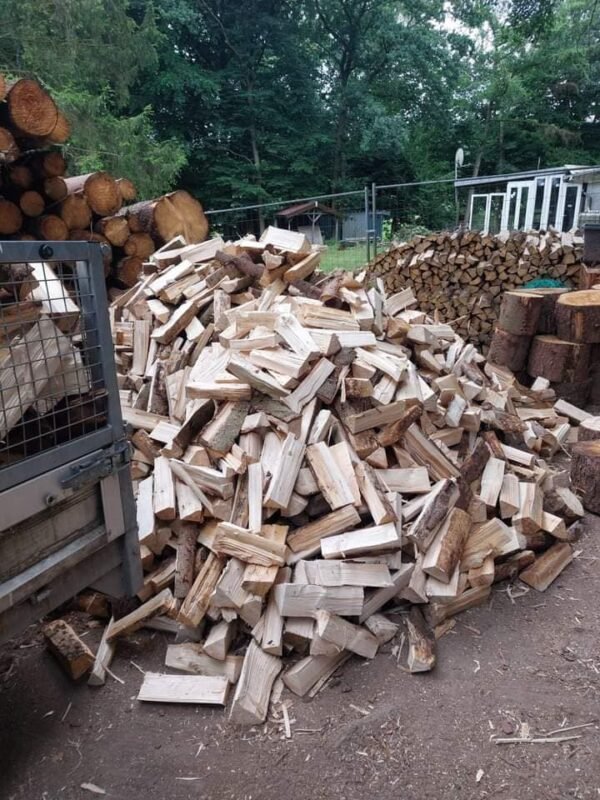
left=364, top=186, right=370, bottom=262
left=371, top=182, right=378, bottom=257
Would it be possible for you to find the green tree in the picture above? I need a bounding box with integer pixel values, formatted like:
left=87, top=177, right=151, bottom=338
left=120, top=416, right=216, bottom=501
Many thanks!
left=0, top=0, right=186, bottom=197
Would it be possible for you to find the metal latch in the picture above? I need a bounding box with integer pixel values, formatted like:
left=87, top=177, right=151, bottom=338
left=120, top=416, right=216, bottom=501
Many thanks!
left=60, top=439, right=131, bottom=491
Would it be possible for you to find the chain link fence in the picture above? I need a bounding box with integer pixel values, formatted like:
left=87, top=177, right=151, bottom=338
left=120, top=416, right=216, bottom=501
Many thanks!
left=371, top=179, right=459, bottom=258
left=206, top=190, right=371, bottom=273
left=204, top=179, right=464, bottom=273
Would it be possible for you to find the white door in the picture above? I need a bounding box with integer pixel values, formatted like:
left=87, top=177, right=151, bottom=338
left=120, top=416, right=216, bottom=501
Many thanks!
left=502, top=181, right=535, bottom=231
left=469, top=193, right=506, bottom=234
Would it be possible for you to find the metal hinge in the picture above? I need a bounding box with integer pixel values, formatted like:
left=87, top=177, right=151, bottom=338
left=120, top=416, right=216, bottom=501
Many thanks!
left=60, top=439, right=131, bottom=492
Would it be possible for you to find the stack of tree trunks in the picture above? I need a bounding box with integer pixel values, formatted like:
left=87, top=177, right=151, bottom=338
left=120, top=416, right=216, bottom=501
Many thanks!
left=368, top=229, right=583, bottom=350
left=43, top=225, right=594, bottom=721
left=0, top=261, right=107, bottom=459
left=488, top=287, right=600, bottom=407
left=0, top=75, right=208, bottom=286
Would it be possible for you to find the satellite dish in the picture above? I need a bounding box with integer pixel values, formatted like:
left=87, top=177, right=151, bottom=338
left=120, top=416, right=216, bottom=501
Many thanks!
left=455, top=147, right=465, bottom=168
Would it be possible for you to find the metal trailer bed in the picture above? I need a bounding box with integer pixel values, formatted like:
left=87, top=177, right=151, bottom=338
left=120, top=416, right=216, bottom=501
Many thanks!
left=0, top=241, right=141, bottom=644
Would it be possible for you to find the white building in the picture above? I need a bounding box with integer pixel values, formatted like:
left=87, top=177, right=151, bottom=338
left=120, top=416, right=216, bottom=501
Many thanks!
left=456, top=165, right=600, bottom=234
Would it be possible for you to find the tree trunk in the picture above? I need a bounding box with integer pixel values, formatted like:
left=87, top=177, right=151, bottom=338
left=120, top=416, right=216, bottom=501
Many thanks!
left=498, top=291, right=543, bottom=335
left=555, top=290, right=600, bottom=343
left=570, top=441, right=600, bottom=513
left=2, top=79, right=58, bottom=138
left=124, top=191, right=209, bottom=244
left=0, top=127, right=19, bottom=163
left=60, top=195, right=92, bottom=230
left=527, top=335, right=590, bottom=382
left=95, top=216, right=130, bottom=247
left=0, top=199, right=23, bottom=234
left=124, top=232, right=156, bottom=259
left=33, top=214, right=69, bottom=241
left=117, top=178, right=137, bottom=203
left=19, top=190, right=45, bottom=218
left=487, top=327, right=531, bottom=371
left=114, top=256, right=144, bottom=288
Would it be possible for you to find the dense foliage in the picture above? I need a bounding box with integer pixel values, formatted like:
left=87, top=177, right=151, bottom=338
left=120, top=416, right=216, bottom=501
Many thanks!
left=1, top=0, right=599, bottom=209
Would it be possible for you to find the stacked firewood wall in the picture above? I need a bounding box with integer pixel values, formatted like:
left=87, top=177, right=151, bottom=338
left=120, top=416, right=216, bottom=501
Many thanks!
left=368, top=229, right=583, bottom=350
left=0, top=76, right=209, bottom=287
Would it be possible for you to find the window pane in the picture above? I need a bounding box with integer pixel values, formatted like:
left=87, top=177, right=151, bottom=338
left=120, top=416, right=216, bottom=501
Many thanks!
left=508, top=188, right=518, bottom=230
left=489, top=195, right=504, bottom=234
left=517, top=187, right=529, bottom=229
left=562, top=185, right=579, bottom=231
left=548, top=177, right=561, bottom=229
left=471, top=196, right=487, bottom=231
left=533, top=178, right=545, bottom=229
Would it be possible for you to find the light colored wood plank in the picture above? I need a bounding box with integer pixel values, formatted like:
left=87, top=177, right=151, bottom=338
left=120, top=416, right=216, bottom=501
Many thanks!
left=138, top=672, right=230, bottom=704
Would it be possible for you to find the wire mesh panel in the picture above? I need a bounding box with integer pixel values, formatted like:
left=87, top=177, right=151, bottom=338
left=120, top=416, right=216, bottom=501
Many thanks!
left=206, top=190, right=371, bottom=273
left=0, top=250, right=111, bottom=470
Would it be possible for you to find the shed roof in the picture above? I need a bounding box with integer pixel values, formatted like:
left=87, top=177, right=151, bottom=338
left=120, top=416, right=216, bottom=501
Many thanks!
left=276, top=201, right=342, bottom=218
left=455, top=165, right=594, bottom=188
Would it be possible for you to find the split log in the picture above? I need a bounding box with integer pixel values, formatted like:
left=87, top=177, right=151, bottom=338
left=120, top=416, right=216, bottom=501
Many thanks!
left=406, top=606, right=436, bottom=672
left=422, top=508, right=471, bottom=583
left=229, top=640, right=282, bottom=725
left=519, top=542, right=573, bottom=591
left=43, top=619, right=94, bottom=680
left=527, top=336, right=590, bottom=383
left=570, top=440, right=600, bottom=513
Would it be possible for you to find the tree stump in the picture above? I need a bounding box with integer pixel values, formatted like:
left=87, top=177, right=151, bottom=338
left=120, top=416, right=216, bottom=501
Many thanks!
left=578, top=417, right=600, bottom=442
left=550, top=379, right=592, bottom=405
left=556, top=290, right=600, bottom=343
left=497, top=291, right=543, bottom=336
left=570, top=440, right=600, bottom=513
left=531, top=288, right=569, bottom=335
left=579, top=266, right=600, bottom=290
left=487, top=327, right=531, bottom=372
left=527, top=335, right=590, bottom=382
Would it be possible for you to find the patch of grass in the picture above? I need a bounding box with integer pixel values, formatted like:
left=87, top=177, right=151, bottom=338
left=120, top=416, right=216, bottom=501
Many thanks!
left=319, top=241, right=373, bottom=273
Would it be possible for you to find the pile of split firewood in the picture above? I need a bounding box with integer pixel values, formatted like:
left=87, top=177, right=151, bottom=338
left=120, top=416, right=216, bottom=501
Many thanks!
left=0, top=76, right=208, bottom=286
left=368, top=229, right=583, bottom=349
left=0, top=261, right=104, bottom=454
left=44, top=224, right=594, bottom=723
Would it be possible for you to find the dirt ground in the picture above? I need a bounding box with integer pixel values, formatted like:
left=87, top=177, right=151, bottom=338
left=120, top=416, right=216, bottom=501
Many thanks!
left=1, top=517, right=599, bottom=800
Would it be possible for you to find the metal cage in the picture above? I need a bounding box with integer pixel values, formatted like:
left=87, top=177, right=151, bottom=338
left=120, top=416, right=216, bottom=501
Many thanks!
left=0, top=242, right=141, bottom=642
